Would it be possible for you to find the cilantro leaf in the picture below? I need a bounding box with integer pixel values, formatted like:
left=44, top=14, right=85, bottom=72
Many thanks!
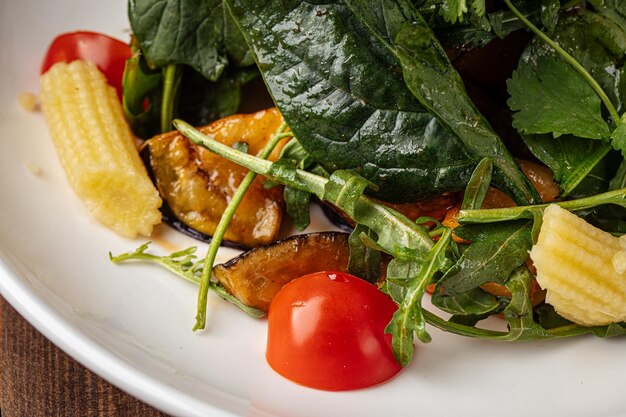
left=507, top=55, right=611, bottom=140
left=441, top=0, right=468, bottom=23
left=440, top=0, right=485, bottom=23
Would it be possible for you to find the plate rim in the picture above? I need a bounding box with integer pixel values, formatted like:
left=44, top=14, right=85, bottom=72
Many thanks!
left=0, top=255, right=238, bottom=417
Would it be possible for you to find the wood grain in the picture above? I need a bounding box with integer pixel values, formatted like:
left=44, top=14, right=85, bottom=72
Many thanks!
left=0, top=296, right=170, bottom=417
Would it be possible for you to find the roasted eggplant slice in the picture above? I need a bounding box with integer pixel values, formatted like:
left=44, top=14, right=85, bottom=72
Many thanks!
left=148, top=108, right=288, bottom=248
left=214, top=232, right=350, bottom=312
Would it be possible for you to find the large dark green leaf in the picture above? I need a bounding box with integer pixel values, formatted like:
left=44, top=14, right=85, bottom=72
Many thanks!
left=226, top=0, right=481, bottom=202
left=579, top=156, right=626, bottom=233
left=227, top=0, right=538, bottom=203
left=129, top=0, right=253, bottom=81
left=177, top=66, right=258, bottom=126
left=436, top=220, right=533, bottom=295
left=522, top=134, right=612, bottom=196
left=395, top=19, right=539, bottom=204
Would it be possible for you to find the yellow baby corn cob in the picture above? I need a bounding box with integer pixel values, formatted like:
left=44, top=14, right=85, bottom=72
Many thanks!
left=40, top=60, right=161, bottom=237
left=530, top=204, right=626, bottom=326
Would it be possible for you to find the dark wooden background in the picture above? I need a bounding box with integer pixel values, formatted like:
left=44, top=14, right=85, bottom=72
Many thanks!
left=0, top=296, right=170, bottom=417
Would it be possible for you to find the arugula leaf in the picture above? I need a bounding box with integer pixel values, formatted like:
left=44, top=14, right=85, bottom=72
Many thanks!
left=591, top=322, right=626, bottom=337
left=129, top=0, right=252, bottom=81
left=502, top=266, right=551, bottom=340
left=508, top=55, right=611, bottom=140
left=110, top=243, right=264, bottom=318
left=274, top=138, right=331, bottom=231
left=436, top=221, right=533, bottom=295
left=284, top=189, right=311, bottom=231
left=461, top=157, right=492, bottom=210
left=348, top=225, right=382, bottom=284
left=227, top=0, right=492, bottom=203
left=386, top=228, right=452, bottom=365
left=431, top=287, right=502, bottom=316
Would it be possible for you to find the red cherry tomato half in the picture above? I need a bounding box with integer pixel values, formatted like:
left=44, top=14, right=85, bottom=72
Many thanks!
left=266, top=271, right=403, bottom=391
left=41, top=31, right=131, bottom=98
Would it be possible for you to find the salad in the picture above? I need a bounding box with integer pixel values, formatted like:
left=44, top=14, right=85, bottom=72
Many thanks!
left=37, top=0, right=626, bottom=392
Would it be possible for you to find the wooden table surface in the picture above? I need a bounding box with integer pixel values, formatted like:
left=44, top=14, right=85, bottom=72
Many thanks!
left=0, top=296, right=170, bottom=417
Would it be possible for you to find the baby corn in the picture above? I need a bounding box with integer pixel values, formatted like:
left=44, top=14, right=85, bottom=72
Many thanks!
left=530, top=204, right=626, bottom=326
left=40, top=60, right=161, bottom=237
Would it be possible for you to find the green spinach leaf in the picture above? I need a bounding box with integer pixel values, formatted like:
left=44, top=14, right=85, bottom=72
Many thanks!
left=578, top=156, right=626, bottom=233
left=177, top=66, right=258, bottom=127
left=522, top=133, right=612, bottom=196
left=129, top=0, right=253, bottom=81
left=395, top=19, right=540, bottom=204
left=227, top=0, right=505, bottom=202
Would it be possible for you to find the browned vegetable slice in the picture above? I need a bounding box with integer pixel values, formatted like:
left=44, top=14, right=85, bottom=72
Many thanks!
left=148, top=108, right=288, bottom=248
left=214, top=232, right=350, bottom=312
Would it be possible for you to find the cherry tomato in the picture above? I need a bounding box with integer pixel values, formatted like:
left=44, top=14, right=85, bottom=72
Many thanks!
left=41, top=31, right=131, bottom=98
left=266, top=271, right=402, bottom=391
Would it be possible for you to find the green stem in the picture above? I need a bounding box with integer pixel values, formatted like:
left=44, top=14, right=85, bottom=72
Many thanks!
left=174, top=120, right=327, bottom=198
left=423, top=310, right=509, bottom=339
left=110, top=244, right=264, bottom=319
left=110, top=244, right=201, bottom=285
left=191, top=122, right=289, bottom=331
left=458, top=187, right=626, bottom=223
left=161, top=64, right=182, bottom=133
left=174, top=120, right=433, bottom=254
left=503, top=0, right=621, bottom=126
left=423, top=310, right=602, bottom=340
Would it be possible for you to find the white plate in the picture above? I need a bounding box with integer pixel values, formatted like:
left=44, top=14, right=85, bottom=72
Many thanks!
left=1, top=1, right=625, bottom=416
